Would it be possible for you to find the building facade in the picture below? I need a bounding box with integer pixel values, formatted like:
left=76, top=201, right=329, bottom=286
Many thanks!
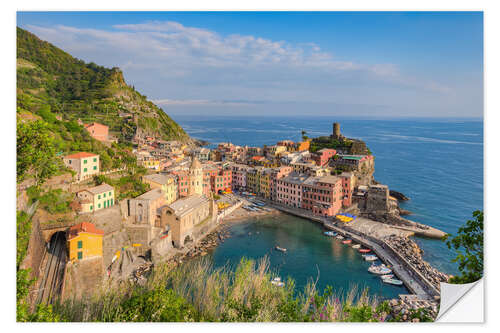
left=143, top=174, right=178, bottom=204
left=67, top=222, right=104, bottom=262
left=76, top=183, right=115, bottom=213
left=63, top=152, right=100, bottom=181
left=84, top=122, right=109, bottom=142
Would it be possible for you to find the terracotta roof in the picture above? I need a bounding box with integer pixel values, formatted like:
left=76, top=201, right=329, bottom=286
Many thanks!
left=67, top=222, right=104, bottom=240
left=80, top=183, right=114, bottom=195
left=64, top=152, right=98, bottom=159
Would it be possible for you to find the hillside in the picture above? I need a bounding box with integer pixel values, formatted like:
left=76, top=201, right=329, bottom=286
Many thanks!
left=16, top=27, right=190, bottom=143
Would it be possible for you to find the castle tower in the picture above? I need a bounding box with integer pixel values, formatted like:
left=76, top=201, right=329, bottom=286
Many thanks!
left=188, top=157, right=203, bottom=196
left=333, top=122, right=341, bottom=139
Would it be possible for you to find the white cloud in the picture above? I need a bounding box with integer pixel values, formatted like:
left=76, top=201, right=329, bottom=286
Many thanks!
left=23, top=20, right=468, bottom=116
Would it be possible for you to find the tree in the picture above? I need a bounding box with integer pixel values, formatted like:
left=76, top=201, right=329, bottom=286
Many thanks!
left=444, top=210, right=483, bottom=283
left=17, top=120, right=60, bottom=186
left=301, top=130, right=308, bottom=141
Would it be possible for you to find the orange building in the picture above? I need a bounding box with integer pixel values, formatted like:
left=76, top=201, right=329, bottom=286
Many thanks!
left=84, top=122, right=109, bottom=142
left=67, top=222, right=104, bottom=261
left=295, top=141, right=310, bottom=152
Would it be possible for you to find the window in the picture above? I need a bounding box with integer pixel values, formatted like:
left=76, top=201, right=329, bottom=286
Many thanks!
left=84, top=159, right=87, bottom=164
left=83, top=168, right=88, bottom=172
left=90, top=205, right=93, bottom=210
left=98, top=203, right=101, bottom=208
left=93, top=166, right=97, bottom=170
left=77, top=251, right=83, bottom=260
left=77, top=240, right=83, bottom=249
left=104, top=193, right=106, bottom=198
left=93, top=158, right=97, bottom=162
left=98, top=195, right=101, bottom=199
left=109, top=191, right=112, bottom=196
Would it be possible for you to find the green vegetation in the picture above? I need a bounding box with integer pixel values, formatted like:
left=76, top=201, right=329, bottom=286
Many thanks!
left=93, top=168, right=150, bottom=200
left=17, top=27, right=189, bottom=143
left=45, top=257, right=391, bottom=322
left=38, top=189, right=73, bottom=214
left=17, top=120, right=60, bottom=185
left=16, top=211, right=31, bottom=269
left=444, top=210, right=483, bottom=284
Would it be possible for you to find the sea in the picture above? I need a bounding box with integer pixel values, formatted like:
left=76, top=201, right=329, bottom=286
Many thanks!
left=171, top=115, right=483, bottom=299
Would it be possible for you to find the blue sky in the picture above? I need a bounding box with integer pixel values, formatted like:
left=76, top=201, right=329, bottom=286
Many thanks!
left=17, top=12, right=483, bottom=117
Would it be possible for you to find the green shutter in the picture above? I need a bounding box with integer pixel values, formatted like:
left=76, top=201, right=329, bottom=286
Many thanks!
left=84, top=168, right=88, bottom=172
left=111, top=199, right=114, bottom=206
left=98, top=203, right=101, bottom=208
left=77, top=251, right=82, bottom=260
left=93, top=158, right=97, bottom=162
left=77, top=240, right=82, bottom=249
left=90, top=205, right=93, bottom=210
left=84, top=159, right=87, bottom=164
left=93, top=166, right=97, bottom=170
left=98, top=195, right=101, bottom=199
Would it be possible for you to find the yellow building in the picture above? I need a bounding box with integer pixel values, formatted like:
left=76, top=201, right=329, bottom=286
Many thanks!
left=246, top=167, right=262, bottom=194
left=141, top=157, right=161, bottom=171
left=259, top=168, right=272, bottom=199
left=76, top=183, right=115, bottom=213
left=67, top=222, right=103, bottom=261
left=143, top=173, right=178, bottom=204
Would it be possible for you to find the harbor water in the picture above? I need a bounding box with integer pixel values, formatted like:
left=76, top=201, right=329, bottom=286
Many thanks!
left=173, top=115, right=483, bottom=290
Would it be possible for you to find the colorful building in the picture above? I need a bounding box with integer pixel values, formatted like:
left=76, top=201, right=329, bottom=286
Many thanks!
left=276, top=172, right=309, bottom=208
left=311, top=148, right=337, bottom=167
left=67, top=222, right=104, bottom=261
left=270, top=166, right=293, bottom=201
left=302, top=176, right=343, bottom=217
left=143, top=174, right=178, bottom=204
left=339, top=172, right=355, bottom=208
left=84, top=122, right=109, bottom=142
left=63, top=152, right=100, bottom=181
left=140, top=157, right=161, bottom=171
left=258, top=168, right=272, bottom=199
left=76, top=183, right=115, bottom=213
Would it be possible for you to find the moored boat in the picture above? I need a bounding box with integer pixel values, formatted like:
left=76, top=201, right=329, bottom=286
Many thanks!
left=324, top=231, right=335, bottom=237
left=359, top=248, right=371, bottom=253
left=363, top=254, right=378, bottom=261
left=352, top=244, right=361, bottom=249
left=380, top=274, right=394, bottom=280
left=342, top=239, right=352, bottom=244
left=275, top=246, right=287, bottom=252
left=336, top=235, right=344, bottom=240
left=368, top=264, right=392, bottom=275
left=382, top=278, right=403, bottom=286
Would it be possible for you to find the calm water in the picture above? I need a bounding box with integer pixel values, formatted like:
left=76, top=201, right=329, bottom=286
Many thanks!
left=207, top=214, right=407, bottom=300
left=172, top=115, right=483, bottom=288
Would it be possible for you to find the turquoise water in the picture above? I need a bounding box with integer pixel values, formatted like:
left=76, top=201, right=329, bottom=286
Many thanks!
left=173, top=115, right=483, bottom=282
left=209, top=214, right=407, bottom=300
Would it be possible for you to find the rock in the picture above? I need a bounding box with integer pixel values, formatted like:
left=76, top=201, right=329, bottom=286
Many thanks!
left=402, top=315, right=407, bottom=321
left=390, top=190, right=410, bottom=201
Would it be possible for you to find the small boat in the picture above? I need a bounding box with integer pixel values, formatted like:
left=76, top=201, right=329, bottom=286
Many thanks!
left=363, top=254, right=378, bottom=261
left=275, top=246, right=287, bottom=252
left=352, top=244, right=361, bottom=249
left=324, top=231, right=335, bottom=237
left=380, top=274, right=394, bottom=280
left=368, top=264, right=392, bottom=275
left=359, top=248, right=371, bottom=253
left=336, top=235, right=344, bottom=240
left=342, top=239, right=352, bottom=244
left=382, top=278, right=404, bottom=286
left=271, top=277, right=284, bottom=287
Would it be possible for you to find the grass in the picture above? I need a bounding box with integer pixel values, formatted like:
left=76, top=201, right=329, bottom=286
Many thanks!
left=49, top=256, right=390, bottom=322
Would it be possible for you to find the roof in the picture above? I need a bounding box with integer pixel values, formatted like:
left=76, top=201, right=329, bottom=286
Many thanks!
left=136, top=188, right=164, bottom=201
left=64, top=152, right=98, bottom=159
left=317, top=175, right=341, bottom=185
left=340, top=155, right=364, bottom=161
left=84, top=122, right=108, bottom=129
left=281, top=172, right=310, bottom=185
left=67, top=222, right=104, bottom=240
left=143, top=174, right=175, bottom=185
left=168, top=194, right=210, bottom=218
left=80, top=183, right=113, bottom=195
left=190, top=157, right=202, bottom=170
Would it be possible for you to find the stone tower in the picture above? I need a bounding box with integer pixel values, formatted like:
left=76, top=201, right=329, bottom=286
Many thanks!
left=333, top=122, right=341, bottom=139
left=188, top=157, right=203, bottom=196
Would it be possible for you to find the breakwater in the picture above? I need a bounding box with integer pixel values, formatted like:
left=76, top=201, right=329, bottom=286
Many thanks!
left=267, top=202, right=442, bottom=299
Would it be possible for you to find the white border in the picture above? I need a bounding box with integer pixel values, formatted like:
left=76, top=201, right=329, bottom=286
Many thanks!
left=2, top=1, right=496, bottom=332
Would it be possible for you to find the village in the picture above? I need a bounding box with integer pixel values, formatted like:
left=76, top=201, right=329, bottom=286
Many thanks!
left=26, top=120, right=448, bottom=315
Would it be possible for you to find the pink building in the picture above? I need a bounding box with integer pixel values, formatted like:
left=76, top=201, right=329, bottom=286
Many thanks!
left=339, top=172, right=355, bottom=208
left=270, top=166, right=293, bottom=201
left=311, top=148, right=336, bottom=167
left=231, top=164, right=250, bottom=190
left=84, top=122, right=109, bottom=142
left=302, top=175, right=343, bottom=217
left=276, top=173, right=309, bottom=208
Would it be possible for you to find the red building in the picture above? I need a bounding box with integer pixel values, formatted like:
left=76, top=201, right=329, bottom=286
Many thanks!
left=339, top=172, right=355, bottom=208
left=173, top=171, right=189, bottom=197
left=311, top=148, right=336, bottom=167
left=84, top=122, right=109, bottom=142
left=270, top=166, right=293, bottom=201
left=211, top=169, right=232, bottom=194
left=302, top=175, right=343, bottom=217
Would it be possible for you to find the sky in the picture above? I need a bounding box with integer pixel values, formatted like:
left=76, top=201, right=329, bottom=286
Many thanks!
left=17, top=12, right=483, bottom=118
